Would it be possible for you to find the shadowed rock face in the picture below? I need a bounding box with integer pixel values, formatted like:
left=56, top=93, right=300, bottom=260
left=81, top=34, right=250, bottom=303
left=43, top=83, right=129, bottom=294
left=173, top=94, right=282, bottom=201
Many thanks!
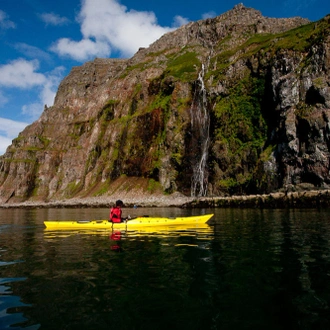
left=0, top=4, right=329, bottom=203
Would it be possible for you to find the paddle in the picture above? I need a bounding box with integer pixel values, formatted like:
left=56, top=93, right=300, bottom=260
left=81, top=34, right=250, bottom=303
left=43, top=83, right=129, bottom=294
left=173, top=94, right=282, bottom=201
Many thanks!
left=123, top=215, right=137, bottom=222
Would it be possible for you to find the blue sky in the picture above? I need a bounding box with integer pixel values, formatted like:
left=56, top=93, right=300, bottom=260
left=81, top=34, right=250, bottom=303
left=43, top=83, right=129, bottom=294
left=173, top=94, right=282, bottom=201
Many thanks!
left=0, top=0, right=329, bottom=155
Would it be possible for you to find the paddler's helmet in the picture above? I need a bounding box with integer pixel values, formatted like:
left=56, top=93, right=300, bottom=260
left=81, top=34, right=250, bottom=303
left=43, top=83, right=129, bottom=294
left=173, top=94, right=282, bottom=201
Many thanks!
left=116, top=200, right=123, bottom=207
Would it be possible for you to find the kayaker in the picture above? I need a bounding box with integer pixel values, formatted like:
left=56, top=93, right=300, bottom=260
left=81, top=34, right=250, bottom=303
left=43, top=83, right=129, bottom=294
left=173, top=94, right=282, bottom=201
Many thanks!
left=109, top=200, right=128, bottom=223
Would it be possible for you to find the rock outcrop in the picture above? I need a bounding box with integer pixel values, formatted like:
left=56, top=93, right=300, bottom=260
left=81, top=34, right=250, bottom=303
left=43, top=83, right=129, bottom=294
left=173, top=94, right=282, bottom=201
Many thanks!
left=1, top=4, right=330, bottom=204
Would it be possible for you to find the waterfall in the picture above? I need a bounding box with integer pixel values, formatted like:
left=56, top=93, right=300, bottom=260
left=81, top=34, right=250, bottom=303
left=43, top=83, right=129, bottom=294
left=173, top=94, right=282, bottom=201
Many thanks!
left=190, top=63, right=210, bottom=197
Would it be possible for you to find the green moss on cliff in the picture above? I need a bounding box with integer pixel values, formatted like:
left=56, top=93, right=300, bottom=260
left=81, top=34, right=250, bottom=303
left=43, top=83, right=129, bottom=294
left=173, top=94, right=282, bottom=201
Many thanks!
left=295, top=102, right=314, bottom=119
left=165, top=49, right=200, bottom=81
left=209, top=19, right=329, bottom=85
left=147, top=178, right=162, bottom=193
left=212, top=74, right=267, bottom=194
left=65, top=181, right=84, bottom=198
left=38, top=136, right=50, bottom=147
left=92, top=181, right=111, bottom=196
left=99, top=99, right=118, bottom=122
left=214, top=75, right=266, bottom=142
left=251, top=144, right=278, bottom=193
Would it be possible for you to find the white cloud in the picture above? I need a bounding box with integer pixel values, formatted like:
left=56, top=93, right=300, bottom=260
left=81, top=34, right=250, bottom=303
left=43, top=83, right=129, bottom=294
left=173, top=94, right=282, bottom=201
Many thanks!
left=22, top=67, right=65, bottom=120
left=0, top=118, right=27, bottom=137
left=0, top=59, right=65, bottom=120
left=51, top=0, right=174, bottom=61
left=172, top=15, right=189, bottom=28
left=39, top=12, right=70, bottom=26
left=41, top=79, right=59, bottom=108
left=21, top=65, right=65, bottom=120
left=22, top=102, right=45, bottom=119
left=0, top=135, right=13, bottom=155
left=0, top=10, right=16, bottom=30
left=0, top=117, right=28, bottom=155
left=0, top=59, right=46, bottom=88
left=51, top=38, right=110, bottom=61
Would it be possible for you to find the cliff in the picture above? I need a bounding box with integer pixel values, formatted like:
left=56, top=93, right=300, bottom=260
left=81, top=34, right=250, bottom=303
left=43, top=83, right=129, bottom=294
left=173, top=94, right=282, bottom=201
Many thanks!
left=1, top=4, right=330, bottom=204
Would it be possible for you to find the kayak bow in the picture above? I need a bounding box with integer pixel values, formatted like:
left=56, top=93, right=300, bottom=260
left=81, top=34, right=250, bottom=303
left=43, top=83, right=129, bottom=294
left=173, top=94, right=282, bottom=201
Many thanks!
left=44, top=214, right=214, bottom=230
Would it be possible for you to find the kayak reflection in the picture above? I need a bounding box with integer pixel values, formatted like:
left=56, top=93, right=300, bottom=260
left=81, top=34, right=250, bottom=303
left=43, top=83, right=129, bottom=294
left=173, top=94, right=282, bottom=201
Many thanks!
left=110, top=230, right=122, bottom=252
left=107, top=223, right=213, bottom=251
left=44, top=222, right=213, bottom=244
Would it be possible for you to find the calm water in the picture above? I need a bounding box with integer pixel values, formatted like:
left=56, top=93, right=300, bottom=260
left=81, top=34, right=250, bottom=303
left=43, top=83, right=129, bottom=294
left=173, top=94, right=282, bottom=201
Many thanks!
left=1, top=207, right=330, bottom=329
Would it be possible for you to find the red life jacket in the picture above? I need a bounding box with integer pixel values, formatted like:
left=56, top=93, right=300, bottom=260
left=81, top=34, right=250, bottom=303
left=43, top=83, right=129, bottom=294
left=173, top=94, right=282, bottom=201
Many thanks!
left=110, top=206, right=122, bottom=223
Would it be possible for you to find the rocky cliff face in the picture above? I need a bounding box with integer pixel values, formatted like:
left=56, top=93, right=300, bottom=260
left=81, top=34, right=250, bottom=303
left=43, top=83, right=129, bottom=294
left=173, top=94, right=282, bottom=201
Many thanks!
left=1, top=4, right=329, bottom=203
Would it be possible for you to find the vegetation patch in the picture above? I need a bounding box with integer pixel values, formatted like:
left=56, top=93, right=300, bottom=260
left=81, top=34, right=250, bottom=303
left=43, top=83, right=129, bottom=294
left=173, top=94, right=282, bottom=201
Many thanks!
left=92, top=181, right=111, bottom=196
left=259, top=145, right=276, bottom=162
left=64, top=181, right=83, bottom=198
left=147, top=178, right=162, bottom=193
left=165, top=49, right=200, bottom=81
left=208, top=49, right=237, bottom=81
left=99, top=99, right=118, bottom=122
left=212, top=74, right=268, bottom=194
left=120, top=58, right=155, bottom=78
left=38, top=136, right=50, bottom=148
left=209, top=19, right=329, bottom=84
left=295, top=102, right=314, bottom=119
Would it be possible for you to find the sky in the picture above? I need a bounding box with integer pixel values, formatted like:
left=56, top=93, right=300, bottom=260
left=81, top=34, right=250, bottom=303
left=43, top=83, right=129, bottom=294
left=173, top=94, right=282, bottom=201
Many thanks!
left=0, top=0, right=329, bottom=155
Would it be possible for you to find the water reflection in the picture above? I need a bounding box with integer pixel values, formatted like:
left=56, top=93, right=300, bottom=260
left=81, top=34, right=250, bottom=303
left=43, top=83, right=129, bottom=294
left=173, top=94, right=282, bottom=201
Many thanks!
left=1, top=208, right=330, bottom=329
left=109, top=230, right=122, bottom=252
left=0, top=276, right=38, bottom=329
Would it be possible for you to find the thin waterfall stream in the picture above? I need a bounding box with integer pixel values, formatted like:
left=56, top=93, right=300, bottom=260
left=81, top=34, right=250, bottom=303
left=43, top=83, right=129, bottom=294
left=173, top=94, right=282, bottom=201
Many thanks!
left=190, top=63, right=210, bottom=197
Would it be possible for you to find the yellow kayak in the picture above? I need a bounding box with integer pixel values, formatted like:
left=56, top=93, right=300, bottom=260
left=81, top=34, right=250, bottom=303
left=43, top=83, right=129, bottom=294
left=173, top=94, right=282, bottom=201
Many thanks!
left=44, top=214, right=214, bottom=230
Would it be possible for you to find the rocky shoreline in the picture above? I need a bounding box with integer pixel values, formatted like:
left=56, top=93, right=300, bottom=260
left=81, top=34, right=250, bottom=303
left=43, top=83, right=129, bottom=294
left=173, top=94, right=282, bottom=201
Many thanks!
left=1, top=189, right=330, bottom=209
